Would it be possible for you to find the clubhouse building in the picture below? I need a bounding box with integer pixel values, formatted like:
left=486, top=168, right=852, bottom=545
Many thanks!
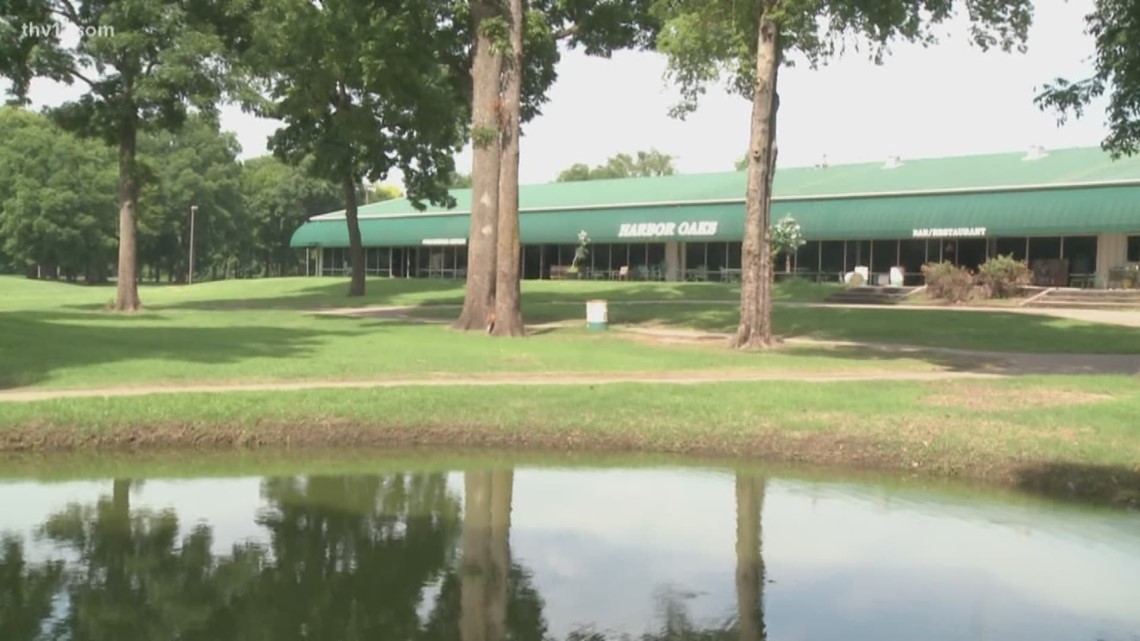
left=290, top=147, right=1140, bottom=288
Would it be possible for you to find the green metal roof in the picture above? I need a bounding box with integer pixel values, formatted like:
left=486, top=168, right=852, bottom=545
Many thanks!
left=291, top=147, right=1140, bottom=247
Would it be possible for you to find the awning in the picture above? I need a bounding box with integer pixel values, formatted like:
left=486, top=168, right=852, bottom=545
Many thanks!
left=290, top=185, right=1140, bottom=248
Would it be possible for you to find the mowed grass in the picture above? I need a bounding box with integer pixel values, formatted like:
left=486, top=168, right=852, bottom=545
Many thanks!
left=0, top=276, right=929, bottom=390
left=1, top=275, right=1136, bottom=393
left=0, top=274, right=835, bottom=311
left=411, top=301, right=1140, bottom=354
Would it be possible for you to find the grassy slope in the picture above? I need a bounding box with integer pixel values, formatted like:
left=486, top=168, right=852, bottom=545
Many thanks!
left=0, top=377, right=1137, bottom=504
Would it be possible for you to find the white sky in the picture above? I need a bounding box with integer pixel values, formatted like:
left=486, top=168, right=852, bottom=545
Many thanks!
left=13, top=1, right=1109, bottom=188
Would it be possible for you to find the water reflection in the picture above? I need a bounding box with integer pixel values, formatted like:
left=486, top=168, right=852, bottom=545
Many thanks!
left=0, top=465, right=1137, bottom=641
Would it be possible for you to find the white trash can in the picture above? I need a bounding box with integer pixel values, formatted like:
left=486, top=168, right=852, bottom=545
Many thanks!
left=586, top=299, right=608, bottom=331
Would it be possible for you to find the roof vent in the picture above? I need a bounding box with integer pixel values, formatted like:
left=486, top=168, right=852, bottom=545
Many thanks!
left=1023, top=145, right=1048, bottom=161
left=883, top=155, right=903, bottom=169
left=814, top=154, right=829, bottom=169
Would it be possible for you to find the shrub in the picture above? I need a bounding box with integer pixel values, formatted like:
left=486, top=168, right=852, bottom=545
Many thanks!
left=977, top=254, right=1032, bottom=298
left=921, top=261, right=974, bottom=303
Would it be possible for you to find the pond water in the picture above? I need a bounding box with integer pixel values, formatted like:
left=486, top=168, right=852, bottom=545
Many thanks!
left=1, top=460, right=1138, bottom=641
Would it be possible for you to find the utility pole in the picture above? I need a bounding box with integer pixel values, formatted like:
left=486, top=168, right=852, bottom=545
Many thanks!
left=189, top=205, right=198, bottom=285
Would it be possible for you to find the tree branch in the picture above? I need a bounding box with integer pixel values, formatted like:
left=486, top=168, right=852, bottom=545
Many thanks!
left=59, top=0, right=84, bottom=26
left=67, top=68, right=98, bottom=88
left=554, top=23, right=579, bottom=40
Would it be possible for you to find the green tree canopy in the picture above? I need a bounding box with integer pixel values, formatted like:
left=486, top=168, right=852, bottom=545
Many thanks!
left=449, top=172, right=474, bottom=189
left=367, top=183, right=405, bottom=204
left=241, top=156, right=342, bottom=277
left=0, top=0, right=255, bottom=310
left=137, top=116, right=245, bottom=283
left=246, top=0, right=470, bottom=297
left=653, top=0, right=1032, bottom=348
left=0, top=107, right=118, bottom=282
left=555, top=149, right=677, bottom=182
left=1036, top=0, right=1140, bottom=158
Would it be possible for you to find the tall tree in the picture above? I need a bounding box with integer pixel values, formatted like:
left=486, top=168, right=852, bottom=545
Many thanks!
left=453, top=1, right=505, bottom=331
left=555, top=149, right=676, bottom=182
left=137, top=115, right=245, bottom=283
left=241, top=156, right=343, bottom=277
left=453, top=1, right=660, bottom=332
left=654, top=0, right=1033, bottom=348
left=492, top=0, right=527, bottom=337
left=0, top=107, right=118, bottom=282
left=1036, top=0, right=1140, bottom=158
left=249, top=0, right=469, bottom=297
left=0, top=0, right=252, bottom=310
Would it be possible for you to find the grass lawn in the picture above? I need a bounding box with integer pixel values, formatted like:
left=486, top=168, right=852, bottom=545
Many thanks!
left=1, top=376, right=1137, bottom=505
left=0, top=276, right=927, bottom=391
left=410, top=301, right=1140, bottom=354
left=2, top=275, right=1137, bottom=392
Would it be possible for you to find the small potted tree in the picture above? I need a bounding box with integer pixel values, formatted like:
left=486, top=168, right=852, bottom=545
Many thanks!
left=771, top=215, right=806, bottom=278
left=566, top=230, right=591, bottom=279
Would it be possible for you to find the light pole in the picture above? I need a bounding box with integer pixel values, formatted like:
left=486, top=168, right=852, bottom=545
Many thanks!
left=189, top=205, right=198, bottom=285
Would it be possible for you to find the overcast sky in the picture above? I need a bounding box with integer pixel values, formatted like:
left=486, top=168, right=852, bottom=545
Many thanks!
left=15, top=1, right=1109, bottom=188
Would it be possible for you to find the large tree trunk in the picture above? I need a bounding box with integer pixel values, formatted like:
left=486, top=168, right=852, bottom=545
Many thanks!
left=732, top=9, right=780, bottom=349
left=491, top=0, right=525, bottom=337
left=486, top=470, right=513, bottom=640
left=453, top=1, right=504, bottom=331
left=342, top=177, right=366, bottom=297
left=735, top=474, right=767, bottom=641
left=113, top=117, right=141, bottom=311
left=461, top=471, right=492, bottom=641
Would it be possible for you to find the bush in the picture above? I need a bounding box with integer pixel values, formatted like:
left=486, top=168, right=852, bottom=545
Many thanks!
left=977, top=254, right=1032, bottom=298
left=921, top=261, right=974, bottom=303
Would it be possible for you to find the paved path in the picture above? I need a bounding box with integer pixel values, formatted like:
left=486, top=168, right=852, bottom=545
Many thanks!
left=0, top=370, right=1006, bottom=403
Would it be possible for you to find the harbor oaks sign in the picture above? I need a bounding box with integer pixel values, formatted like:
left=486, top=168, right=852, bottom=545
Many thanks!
left=911, top=227, right=987, bottom=239
left=618, top=220, right=719, bottom=239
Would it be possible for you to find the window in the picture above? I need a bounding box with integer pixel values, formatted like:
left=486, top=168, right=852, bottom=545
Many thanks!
left=1061, top=236, right=1096, bottom=274
left=819, top=241, right=844, bottom=273
left=995, top=237, right=1028, bottom=261
left=871, top=240, right=897, bottom=272
left=899, top=239, right=926, bottom=274
left=685, top=242, right=707, bottom=270
left=797, top=241, right=820, bottom=274
left=726, top=242, right=742, bottom=269
left=1129, top=236, right=1140, bottom=262
left=1028, top=237, right=1062, bottom=262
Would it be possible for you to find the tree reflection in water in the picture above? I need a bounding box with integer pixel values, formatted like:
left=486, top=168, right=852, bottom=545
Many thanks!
left=560, top=472, right=768, bottom=641
left=0, top=535, right=64, bottom=641
left=5, top=469, right=766, bottom=641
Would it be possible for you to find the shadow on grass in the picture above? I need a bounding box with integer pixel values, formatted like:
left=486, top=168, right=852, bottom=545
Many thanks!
left=0, top=309, right=398, bottom=390
left=1015, top=462, right=1140, bottom=509
left=86, top=278, right=836, bottom=313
